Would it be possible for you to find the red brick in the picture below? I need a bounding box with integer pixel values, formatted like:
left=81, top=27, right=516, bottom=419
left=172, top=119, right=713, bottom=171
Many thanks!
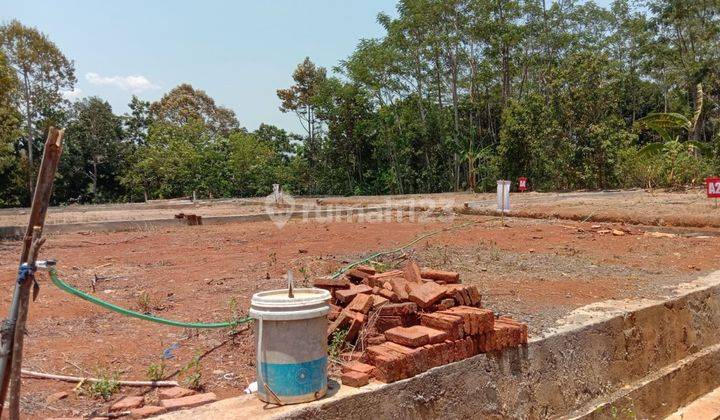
left=355, top=265, right=376, bottom=275
left=160, top=393, right=217, bottom=410
left=347, top=293, right=373, bottom=314
left=328, top=304, right=342, bottom=321
left=498, top=316, right=529, bottom=343
left=327, top=309, right=352, bottom=338
left=342, top=361, right=376, bottom=376
left=159, top=387, right=196, bottom=400
left=335, top=284, right=373, bottom=304
left=460, top=288, right=472, bottom=307
left=371, top=294, right=389, bottom=310
left=130, top=406, right=166, bottom=419
left=374, top=315, right=404, bottom=333
left=377, top=288, right=399, bottom=302
left=366, top=344, right=406, bottom=383
left=420, top=312, right=464, bottom=340
left=444, top=306, right=494, bottom=335
left=466, top=285, right=482, bottom=306
left=346, top=268, right=371, bottom=283
left=420, top=269, right=460, bottom=283
left=403, top=261, right=423, bottom=283
left=409, top=282, right=446, bottom=309
left=345, top=311, right=366, bottom=342
left=314, top=277, right=350, bottom=290
left=341, top=370, right=369, bottom=387
left=367, top=334, right=387, bottom=345
left=385, top=326, right=430, bottom=348
left=110, top=396, right=144, bottom=412
left=367, top=269, right=403, bottom=287
left=387, top=277, right=410, bottom=301
left=412, top=325, right=448, bottom=344
left=377, top=302, right=418, bottom=316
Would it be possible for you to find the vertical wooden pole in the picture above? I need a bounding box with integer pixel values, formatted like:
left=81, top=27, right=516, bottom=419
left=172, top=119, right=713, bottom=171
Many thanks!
left=0, top=127, right=64, bottom=417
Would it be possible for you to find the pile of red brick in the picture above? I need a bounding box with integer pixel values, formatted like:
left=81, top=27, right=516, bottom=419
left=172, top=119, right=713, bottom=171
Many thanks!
left=314, top=261, right=528, bottom=388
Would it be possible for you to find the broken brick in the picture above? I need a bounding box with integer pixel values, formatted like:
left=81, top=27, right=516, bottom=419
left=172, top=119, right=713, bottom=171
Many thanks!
left=385, top=326, right=430, bottom=348
left=403, top=261, right=422, bottom=283
left=420, top=268, right=460, bottom=283
left=409, top=281, right=446, bottom=309
left=347, top=293, right=373, bottom=314
left=387, top=277, right=410, bottom=301
left=160, top=393, right=217, bottom=410
left=335, top=284, right=373, bottom=304
left=341, top=370, right=369, bottom=387
left=367, top=269, right=403, bottom=287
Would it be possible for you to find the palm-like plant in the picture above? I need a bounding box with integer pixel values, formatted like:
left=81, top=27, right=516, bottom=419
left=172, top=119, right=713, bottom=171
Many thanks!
left=635, top=83, right=709, bottom=157
left=634, top=83, right=710, bottom=187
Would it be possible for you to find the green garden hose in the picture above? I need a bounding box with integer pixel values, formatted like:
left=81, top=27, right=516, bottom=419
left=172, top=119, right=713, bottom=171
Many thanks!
left=48, top=268, right=252, bottom=329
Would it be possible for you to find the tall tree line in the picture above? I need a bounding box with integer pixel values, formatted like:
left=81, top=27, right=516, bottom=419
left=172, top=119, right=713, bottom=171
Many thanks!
left=1, top=0, right=719, bottom=207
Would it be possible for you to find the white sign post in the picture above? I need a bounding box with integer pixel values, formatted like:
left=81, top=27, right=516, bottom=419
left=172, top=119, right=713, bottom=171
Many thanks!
left=496, top=180, right=511, bottom=213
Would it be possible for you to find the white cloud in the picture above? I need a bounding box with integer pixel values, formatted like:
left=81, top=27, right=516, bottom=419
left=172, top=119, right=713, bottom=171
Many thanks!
left=85, top=72, right=159, bottom=93
left=61, top=87, right=83, bottom=100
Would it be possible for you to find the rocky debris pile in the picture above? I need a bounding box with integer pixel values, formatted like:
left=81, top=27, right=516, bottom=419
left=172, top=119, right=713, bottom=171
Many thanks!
left=314, top=261, right=528, bottom=388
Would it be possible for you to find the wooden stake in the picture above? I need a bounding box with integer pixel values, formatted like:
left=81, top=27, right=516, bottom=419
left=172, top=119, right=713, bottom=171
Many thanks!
left=0, top=127, right=64, bottom=418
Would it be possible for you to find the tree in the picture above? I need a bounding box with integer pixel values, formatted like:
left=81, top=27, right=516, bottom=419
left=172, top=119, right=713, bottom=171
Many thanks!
left=149, top=84, right=239, bottom=136
left=59, top=97, right=125, bottom=202
left=124, top=95, right=151, bottom=145
left=0, top=20, right=76, bottom=192
left=277, top=57, right=327, bottom=146
left=0, top=52, right=23, bottom=207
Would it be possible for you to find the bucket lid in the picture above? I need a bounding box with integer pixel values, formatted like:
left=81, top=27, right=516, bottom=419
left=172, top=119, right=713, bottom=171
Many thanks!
left=249, top=288, right=330, bottom=321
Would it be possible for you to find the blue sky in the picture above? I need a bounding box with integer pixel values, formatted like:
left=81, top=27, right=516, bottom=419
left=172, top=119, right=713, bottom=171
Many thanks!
left=2, top=0, right=611, bottom=134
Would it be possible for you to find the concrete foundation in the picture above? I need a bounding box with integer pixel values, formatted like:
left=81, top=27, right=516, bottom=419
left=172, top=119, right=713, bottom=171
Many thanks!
left=157, top=270, right=720, bottom=419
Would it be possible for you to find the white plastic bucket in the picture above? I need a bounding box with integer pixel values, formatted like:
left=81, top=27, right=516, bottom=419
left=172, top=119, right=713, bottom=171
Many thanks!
left=496, top=180, right=511, bottom=213
left=249, top=288, right=330, bottom=404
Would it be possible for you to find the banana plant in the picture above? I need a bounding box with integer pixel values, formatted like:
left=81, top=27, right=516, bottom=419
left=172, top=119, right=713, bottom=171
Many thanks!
left=634, top=83, right=710, bottom=157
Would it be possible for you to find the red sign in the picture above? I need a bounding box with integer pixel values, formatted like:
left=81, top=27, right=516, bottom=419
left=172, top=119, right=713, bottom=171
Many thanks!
left=707, top=177, right=720, bottom=198
left=518, top=177, right=528, bottom=192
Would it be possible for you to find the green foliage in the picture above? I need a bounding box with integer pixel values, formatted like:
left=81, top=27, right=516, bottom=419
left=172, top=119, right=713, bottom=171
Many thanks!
left=328, top=328, right=349, bottom=360
left=2, top=1, right=720, bottom=207
left=180, top=355, right=202, bottom=390
left=146, top=361, right=165, bottom=381
left=85, top=370, right=120, bottom=400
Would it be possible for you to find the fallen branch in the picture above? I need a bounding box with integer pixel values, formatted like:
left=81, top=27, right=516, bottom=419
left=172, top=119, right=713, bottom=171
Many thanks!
left=21, top=370, right=178, bottom=387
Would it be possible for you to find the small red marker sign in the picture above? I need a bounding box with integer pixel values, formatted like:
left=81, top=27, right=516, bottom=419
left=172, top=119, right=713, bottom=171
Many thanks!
left=707, top=177, right=720, bottom=198
left=518, top=177, right=527, bottom=192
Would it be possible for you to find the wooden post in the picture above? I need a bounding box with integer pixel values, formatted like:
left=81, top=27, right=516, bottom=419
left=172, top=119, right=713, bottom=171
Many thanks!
left=0, top=127, right=64, bottom=418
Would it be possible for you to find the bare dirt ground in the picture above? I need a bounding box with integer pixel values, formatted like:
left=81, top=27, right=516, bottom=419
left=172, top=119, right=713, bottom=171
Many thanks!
left=0, top=190, right=719, bottom=418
